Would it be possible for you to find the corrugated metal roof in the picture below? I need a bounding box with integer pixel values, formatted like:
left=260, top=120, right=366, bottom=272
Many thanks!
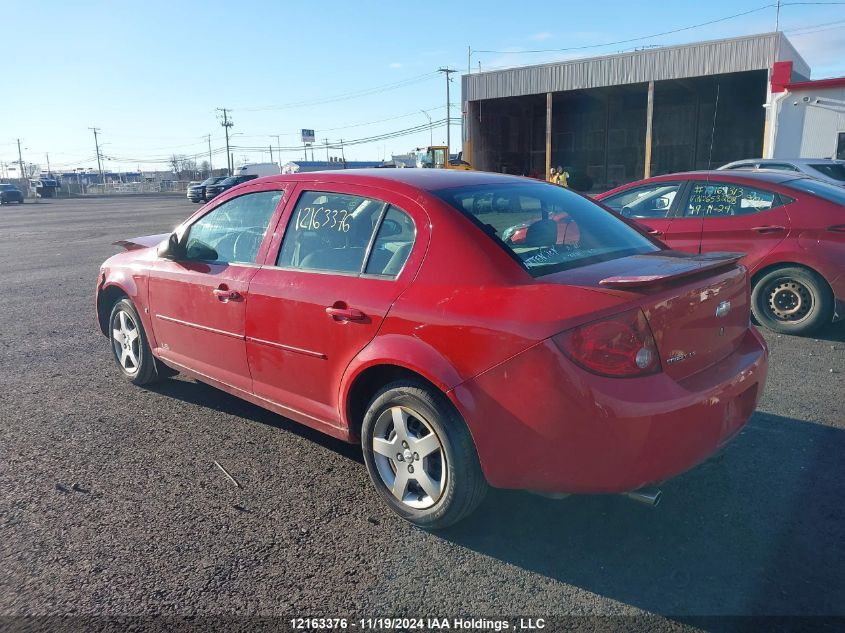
left=463, top=33, right=810, bottom=101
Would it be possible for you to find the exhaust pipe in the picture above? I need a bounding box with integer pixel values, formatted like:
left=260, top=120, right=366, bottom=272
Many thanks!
left=623, top=487, right=662, bottom=507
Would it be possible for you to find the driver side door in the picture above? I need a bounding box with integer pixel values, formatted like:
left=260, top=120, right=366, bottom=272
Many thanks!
left=148, top=185, right=286, bottom=392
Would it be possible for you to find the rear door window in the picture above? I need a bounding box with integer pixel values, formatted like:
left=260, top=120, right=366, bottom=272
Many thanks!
left=685, top=182, right=781, bottom=217
left=277, top=191, right=415, bottom=277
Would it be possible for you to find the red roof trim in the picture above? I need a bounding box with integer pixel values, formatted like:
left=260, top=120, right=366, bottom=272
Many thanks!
left=786, top=76, right=845, bottom=91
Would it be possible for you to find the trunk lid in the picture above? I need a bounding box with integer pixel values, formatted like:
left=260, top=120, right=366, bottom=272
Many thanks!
left=113, top=233, right=169, bottom=251
left=547, top=251, right=750, bottom=380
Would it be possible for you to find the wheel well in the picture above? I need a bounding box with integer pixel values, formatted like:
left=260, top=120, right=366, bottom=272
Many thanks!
left=345, top=364, right=443, bottom=439
left=97, top=286, right=127, bottom=335
left=750, top=262, right=833, bottom=295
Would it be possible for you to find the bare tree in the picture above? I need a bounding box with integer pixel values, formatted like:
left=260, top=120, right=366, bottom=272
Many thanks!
left=169, top=154, right=200, bottom=180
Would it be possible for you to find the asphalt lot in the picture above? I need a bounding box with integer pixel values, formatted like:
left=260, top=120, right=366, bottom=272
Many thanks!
left=1, top=195, right=844, bottom=625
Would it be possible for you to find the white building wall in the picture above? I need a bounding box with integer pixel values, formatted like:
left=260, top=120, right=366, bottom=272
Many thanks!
left=774, top=85, right=845, bottom=159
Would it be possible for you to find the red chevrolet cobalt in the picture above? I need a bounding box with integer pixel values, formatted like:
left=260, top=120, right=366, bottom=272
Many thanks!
left=96, top=170, right=767, bottom=528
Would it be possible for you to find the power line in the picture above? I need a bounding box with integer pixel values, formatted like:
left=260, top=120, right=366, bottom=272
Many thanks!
left=101, top=119, right=449, bottom=166
left=473, top=2, right=845, bottom=57
left=786, top=17, right=845, bottom=31
left=236, top=71, right=440, bottom=112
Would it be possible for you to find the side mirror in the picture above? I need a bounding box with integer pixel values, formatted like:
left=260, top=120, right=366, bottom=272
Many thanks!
left=157, top=232, right=186, bottom=260
left=655, top=197, right=670, bottom=210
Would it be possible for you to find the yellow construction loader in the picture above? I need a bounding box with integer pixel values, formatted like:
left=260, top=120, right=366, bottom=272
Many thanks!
left=415, top=146, right=472, bottom=170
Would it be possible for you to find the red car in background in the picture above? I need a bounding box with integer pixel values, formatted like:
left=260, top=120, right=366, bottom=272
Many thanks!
left=597, top=171, right=845, bottom=335
left=97, top=170, right=767, bottom=528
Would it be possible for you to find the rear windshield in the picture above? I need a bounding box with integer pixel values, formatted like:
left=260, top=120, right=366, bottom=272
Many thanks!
left=808, top=164, right=845, bottom=182
left=787, top=177, right=845, bottom=206
left=434, top=182, right=659, bottom=277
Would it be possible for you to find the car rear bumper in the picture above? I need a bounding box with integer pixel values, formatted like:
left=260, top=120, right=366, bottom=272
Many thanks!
left=451, top=327, right=768, bottom=494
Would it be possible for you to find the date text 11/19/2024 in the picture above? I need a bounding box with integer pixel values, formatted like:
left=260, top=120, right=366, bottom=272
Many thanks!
left=290, top=617, right=547, bottom=630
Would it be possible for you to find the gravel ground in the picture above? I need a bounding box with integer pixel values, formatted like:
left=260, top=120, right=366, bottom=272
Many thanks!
left=1, top=196, right=843, bottom=626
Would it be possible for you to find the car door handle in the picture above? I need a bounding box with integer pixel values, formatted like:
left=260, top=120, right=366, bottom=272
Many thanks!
left=325, top=306, right=366, bottom=321
left=647, top=229, right=664, bottom=236
left=751, top=225, right=786, bottom=234
left=213, top=287, right=242, bottom=302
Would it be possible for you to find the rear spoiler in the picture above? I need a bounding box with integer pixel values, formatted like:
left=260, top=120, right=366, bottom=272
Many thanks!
left=113, top=233, right=169, bottom=251
left=599, top=252, right=744, bottom=289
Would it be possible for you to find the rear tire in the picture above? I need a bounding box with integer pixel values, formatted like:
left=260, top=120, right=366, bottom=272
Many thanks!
left=108, top=299, right=160, bottom=385
left=361, top=380, right=488, bottom=529
left=751, top=266, right=833, bottom=335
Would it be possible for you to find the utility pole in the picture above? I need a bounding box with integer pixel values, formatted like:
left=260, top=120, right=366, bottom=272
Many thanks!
left=775, top=0, right=781, bottom=31
left=339, top=139, right=346, bottom=168
left=269, top=145, right=273, bottom=164
left=204, top=134, right=213, bottom=174
left=16, top=139, right=25, bottom=182
left=324, top=139, right=330, bottom=163
left=216, top=108, right=234, bottom=175
left=271, top=135, right=281, bottom=169
left=88, top=127, right=104, bottom=182
left=45, top=153, right=51, bottom=176
left=467, top=46, right=472, bottom=74
left=438, top=67, right=457, bottom=154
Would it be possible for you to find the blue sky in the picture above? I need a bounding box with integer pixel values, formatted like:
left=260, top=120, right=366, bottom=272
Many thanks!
left=2, top=0, right=844, bottom=173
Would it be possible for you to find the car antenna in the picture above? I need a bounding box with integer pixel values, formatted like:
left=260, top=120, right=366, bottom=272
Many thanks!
left=706, top=82, right=721, bottom=182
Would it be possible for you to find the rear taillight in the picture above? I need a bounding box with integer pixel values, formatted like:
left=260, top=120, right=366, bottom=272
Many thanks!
left=553, top=308, right=661, bottom=378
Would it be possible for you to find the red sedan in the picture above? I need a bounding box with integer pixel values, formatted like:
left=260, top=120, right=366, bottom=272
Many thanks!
left=597, top=171, right=845, bottom=335
left=96, top=170, right=767, bottom=528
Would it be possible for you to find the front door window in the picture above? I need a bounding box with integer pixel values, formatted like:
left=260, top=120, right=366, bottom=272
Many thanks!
left=184, top=190, right=283, bottom=264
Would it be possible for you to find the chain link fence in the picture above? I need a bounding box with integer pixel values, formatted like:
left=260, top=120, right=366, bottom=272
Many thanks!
left=54, top=180, right=194, bottom=197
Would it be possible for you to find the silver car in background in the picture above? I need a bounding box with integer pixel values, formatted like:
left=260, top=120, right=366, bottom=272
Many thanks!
left=719, top=158, right=845, bottom=187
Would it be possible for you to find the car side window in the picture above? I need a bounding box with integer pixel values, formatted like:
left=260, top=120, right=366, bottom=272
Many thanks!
left=766, top=163, right=800, bottom=172
left=277, top=191, right=413, bottom=276
left=685, top=182, right=779, bottom=217
left=364, top=207, right=416, bottom=277
left=184, top=190, right=283, bottom=264
left=602, top=183, right=681, bottom=219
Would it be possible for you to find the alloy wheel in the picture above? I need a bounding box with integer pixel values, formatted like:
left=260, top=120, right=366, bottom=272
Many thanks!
left=371, top=405, right=447, bottom=509
left=111, top=309, right=141, bottom=375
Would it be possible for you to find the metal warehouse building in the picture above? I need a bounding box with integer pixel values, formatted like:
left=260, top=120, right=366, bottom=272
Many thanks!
left=461, top=32, right=810, bottom=189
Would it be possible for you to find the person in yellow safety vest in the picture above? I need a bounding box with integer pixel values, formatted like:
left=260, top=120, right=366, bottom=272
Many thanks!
left=547, top=167, right=557, bottom=184
left=557, top=165, right=570, bottom=188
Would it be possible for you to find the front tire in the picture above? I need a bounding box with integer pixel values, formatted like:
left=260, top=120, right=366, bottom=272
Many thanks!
left=751, top=266, right=833, bottom=335
left=108, top=298, right=159, bottom=385
left=361, top=381, right=487, bottom=529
